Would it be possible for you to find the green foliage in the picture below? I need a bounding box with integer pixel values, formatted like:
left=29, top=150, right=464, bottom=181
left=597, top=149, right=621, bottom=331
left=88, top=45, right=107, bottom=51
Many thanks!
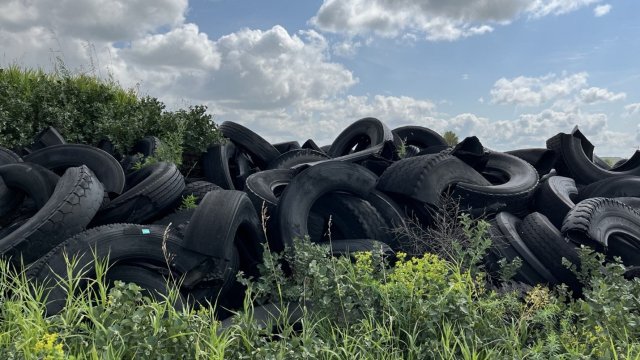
left=0, top=65, right=222, bottom=161
left=443, top=130, right=459, bottom=146
left=180, top=194, right=198, bottom=210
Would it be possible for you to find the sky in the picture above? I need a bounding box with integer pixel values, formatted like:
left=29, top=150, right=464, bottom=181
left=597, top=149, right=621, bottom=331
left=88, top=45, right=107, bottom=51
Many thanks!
left=1, top=0, right=639, bottom=156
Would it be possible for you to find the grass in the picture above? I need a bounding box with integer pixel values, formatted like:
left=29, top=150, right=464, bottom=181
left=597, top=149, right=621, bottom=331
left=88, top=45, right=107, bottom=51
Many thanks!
left=1, top=223, right=640, bottom=359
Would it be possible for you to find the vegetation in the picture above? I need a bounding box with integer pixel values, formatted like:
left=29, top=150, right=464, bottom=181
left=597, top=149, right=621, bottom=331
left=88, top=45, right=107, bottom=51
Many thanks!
left=443, top=130, right=459, bottom=146
left=0, top=65, right=223, bottom=166
left=1, top=222, right=639, bottom=358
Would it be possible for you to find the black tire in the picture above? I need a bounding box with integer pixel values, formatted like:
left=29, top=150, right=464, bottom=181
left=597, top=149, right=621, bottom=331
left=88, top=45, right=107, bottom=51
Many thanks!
left=328, top=117, right=393, bottom=158
left=491, top=212, right=557, bottom=285
left=183, top=190, right=265, bottom=278
left=614, top=197, right=640, bottom=211
left=181, top=181, right=221, bottom=204
left=577, top=175, right=640, bottom=201
left=27, top=224, right=209, bottom=315
left=132, top=136, right=162, bottom=157
left=91, top=162, right=185, bottom=226
left=403, top=145, right=421, bottom=158
left=451, top=151, right=539, bottom=216
left=30, top=126, right=66, bottom=151
left=592, top=154, right=611, bottom=170
left=320, top=145, right=331, bottom=153
left=105, top=264, right=186, bottom=310
left=0, top=166, right=104, bottom=265
left=202, top=142, right=254, bottom=190
left=301, top=139, right=326, bottom=154
left=272, top=141, right=300, bottom=154
left=519, top=212, right=581, bottom=292
left=486, top=216, right=545, bottom=285
left=328, top=239, right=395, bottom=261
left=275, top=162, right=388, bottom=252
left=0, top=147, right=22, bottom=165
left=267, top=149, right=330, bottom=170
left=562, top=198, right=640, bottom=265
left=547, top=129, right=640, bottom=184
left=610, top=151, right=640, bottom=172
left=377, top=152, right=490, bottom=207
left=24, top=144, right=126, bottom=194
left=153, top=208, right=196, bottom=238
left=245, top=169, right=294, bottom=213
left=219, top=121, right=280, bottom=169
left=0, top=163, right=59, bottom=224
left=309, top=193, right=389, bottom=243
left=505, top=148, right=557, bottom=177
left=392, top=125, right=447, bottom=149
left=533, top=176, right=578, bottom=228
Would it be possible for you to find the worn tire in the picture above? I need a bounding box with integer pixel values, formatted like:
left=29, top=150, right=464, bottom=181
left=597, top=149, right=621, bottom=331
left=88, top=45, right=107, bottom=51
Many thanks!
left=533, top=176, right=578, bottom=229
left=506, top=148, right=557, bottom=177
left=219, top=121, right=280, bottom=168
left=267, top=149, right=330, bottom=170
left=202, top=142, right=254, bottom=190
left=392, top=125, right=447, bottom=149
left=328, top=117, right=393, bottom=158
left=0, top=147, right=22, bottom=165
left=91, top=162, right=185, bottom=225
left=24, top=144, right=125, bottom=194
left=0, top=166, right=104, bottom=265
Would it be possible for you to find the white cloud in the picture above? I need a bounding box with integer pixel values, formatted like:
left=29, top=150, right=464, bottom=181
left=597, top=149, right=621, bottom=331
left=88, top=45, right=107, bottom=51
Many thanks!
left=578, top=87, right=626, bottom=104
left=593, top=4, right=612, bottom=17
left=0, top=0, right=187, bottom=41
left=311, top=0, right=600, bottom=42
left=332, top=39, right=362, bottom=57
left=490, top=72, right=588, bottom=106
left=624, top=103, right=640, bottom=117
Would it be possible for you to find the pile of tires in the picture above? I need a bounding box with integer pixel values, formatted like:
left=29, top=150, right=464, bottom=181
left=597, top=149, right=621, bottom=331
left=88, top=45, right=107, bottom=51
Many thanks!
left=1, top=121, right=639, bottom=317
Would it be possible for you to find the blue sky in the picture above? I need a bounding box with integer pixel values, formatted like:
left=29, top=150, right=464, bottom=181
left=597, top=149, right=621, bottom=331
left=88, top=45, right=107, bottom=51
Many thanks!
left=1, top=0, right=639, bottom=155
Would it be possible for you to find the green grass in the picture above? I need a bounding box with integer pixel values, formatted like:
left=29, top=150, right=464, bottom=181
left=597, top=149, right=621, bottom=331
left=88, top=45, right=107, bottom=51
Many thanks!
left=2, top=225, right=640, bottom=359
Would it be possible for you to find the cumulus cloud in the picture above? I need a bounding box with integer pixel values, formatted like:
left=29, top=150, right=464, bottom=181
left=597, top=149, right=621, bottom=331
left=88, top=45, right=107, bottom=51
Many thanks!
left=332, top=39, right=362, bottom=57
left=311, top=0, right=600, bottom=41
left=578, top=87, right=626, bottom=104
left=490, top=72, right=588, bottom=106
left=593, top=4, right=612, bottom=17
left=0, top=0, right=187, bottom=41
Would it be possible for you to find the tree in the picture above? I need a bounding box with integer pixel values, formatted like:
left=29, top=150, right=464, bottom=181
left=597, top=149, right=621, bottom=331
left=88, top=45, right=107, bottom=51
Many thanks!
left=443, top=130, right=459, bottom=146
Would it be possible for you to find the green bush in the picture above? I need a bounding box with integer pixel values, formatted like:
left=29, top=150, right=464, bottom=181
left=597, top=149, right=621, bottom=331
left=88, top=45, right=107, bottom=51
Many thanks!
left=0, top=66, right=223, bottom=165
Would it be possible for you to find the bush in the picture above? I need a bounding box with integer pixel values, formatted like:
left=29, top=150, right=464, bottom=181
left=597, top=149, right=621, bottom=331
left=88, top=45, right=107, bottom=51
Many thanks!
left=0, top=66, right=223, bottom=165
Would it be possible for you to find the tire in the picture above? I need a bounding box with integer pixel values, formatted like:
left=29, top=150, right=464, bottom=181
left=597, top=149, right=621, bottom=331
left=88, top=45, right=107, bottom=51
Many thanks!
left=219, top=121, right=280, bottom=169
left=272, top=141, right=300, bottom=154
left=392, top=125, right=447, bottom=149
left=451, top=151, right=539, bottom=216
left=183, top=190, right=265, bottom=278
left=519, top=212, right=581, bottom=292
left=547, top=129, right=640, bottom=184
left=181, top=181, right=221, bottom=204
left=153, top=208, right=196, bottom=238
left=610, top=151, right=640, bottom=172
left=24, top=144, right=126, bottom=194
left=244, top=169, right=295, bottom=213
left=30, top=126, right=65, bottom=151
left=0, top=147, right=22, bottom=165
left=328, top=117, right=393, bottom=158
left=533, top=176, right=578, bottom=228
left=105, top=264, right=186, bottom=310
left=577, top=175, right=640, bottom=201
left=377, top=152, right=490, bottom=207
left=562, top=197, right=640, bottom=265
left=328, top=239, right=395, bottom=261
left=486, top=216, right=545, bottom=285
left=132, top=136, right=162, bottom=157
left=0, top=163, right=59, bottom=223
left=301, top=139, right=326, bottom=154
left=202, top=142, right=254, bottom=190
left=490, top=212, right=557, bottom=285
left=505, top=148, right=557, bottom=177
left=267, top=149, right=330, bottom=170
left=91, top=162, right=185, bottom=226
left=275, top=162, right=388, bottom=252
left=614, top=197, right=640, bottom=211
left=592, top=154, right=611, bottom=170
left=403, top=145, right=421, bottom=158
left=27, top=224, right=209, bottom=315
left=308, top=193, right=389, bottom=243
left=0, top=166, right=104, bottom=265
